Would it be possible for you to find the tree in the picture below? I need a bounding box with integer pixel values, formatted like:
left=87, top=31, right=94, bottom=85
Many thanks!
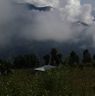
left=50, top=48, right=63, bottom=66
left=43, top=54, right=50, bottom=65
left=82, top=49, right=92, bottom=65
left=50, top=48, right=58, bottom=65
left=56, top=53, right=63, bottom=65
left=92, top=54, right=95, bottom=67
left=13, top=54, right=39, bottom=68
left=68, top=51, right=79, bottom=66
left=0, top=59, right=12, bottom=75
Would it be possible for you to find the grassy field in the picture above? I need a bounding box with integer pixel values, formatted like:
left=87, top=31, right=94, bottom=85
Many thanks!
left=0, top=66, right=95, bottom=96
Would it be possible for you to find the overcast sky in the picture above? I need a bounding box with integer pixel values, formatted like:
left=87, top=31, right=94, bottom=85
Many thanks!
left=81, top=0, right=95, bottom=8
left=0, top=0, right=95, bottom=57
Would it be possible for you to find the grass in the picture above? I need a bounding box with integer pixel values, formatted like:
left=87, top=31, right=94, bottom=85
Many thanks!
left=0, top=66, right=95, bottom=96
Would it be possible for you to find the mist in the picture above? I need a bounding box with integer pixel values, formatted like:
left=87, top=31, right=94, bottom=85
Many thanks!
left=0, top=0, right=95, bottom=57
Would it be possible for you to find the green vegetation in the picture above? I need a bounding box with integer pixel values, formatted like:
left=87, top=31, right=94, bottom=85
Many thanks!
left=0, top=66, right=95, bottom=96
left=1, top=48, right=95, bottom=96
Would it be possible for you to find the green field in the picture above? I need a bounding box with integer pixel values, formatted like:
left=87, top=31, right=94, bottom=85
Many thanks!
left=0, top=66, right=95, bottom=96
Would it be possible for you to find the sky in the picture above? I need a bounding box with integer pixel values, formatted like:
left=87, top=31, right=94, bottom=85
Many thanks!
left=0, top=0, right=95, bottom=57
left=81, top=0, right=95, bottom=8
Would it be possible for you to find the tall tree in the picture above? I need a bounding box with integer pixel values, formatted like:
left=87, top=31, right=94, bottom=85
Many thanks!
left=50, top=48, right=63, bottom=66
left=68, top=51, right=79, bottom=66
left=82, top=49, right=92, bottom=64
left=56, top=53, right=63, bottom=65
left=50, top=48, right=58, bottom=65
left=92, top=54, right=95, bottom=67
left=43, top=54, right=50, bottom=65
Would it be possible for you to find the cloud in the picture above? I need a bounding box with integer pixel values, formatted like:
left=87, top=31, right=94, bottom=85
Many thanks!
left=18, top=0, right=94, bottom=42
left=0, top=0, right=95, bottom=57
left=0, top=0, right=15, bottom=46
left=16, top=0, right=59, bottom=7
left=0, top=0, right=12, bottom=22
left=20, top=0, right=94, bottom=23
left=80, top=4, right=94, bottom=24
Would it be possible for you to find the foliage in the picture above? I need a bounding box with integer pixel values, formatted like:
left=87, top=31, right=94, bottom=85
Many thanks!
left=13, top=54, right=39, bottom=68
left=68, top=51, right=79, bottom=66
left=92, top=54, right=95, bottom=67
left=1, top=48, right=95, bottom=95
left=43, top=54, right=50, bottom=65
left=82, top=49, right=92, bottom=65
left=0, top=59, right=13, bottom=75
left=0, top=66, right=95, bottom=96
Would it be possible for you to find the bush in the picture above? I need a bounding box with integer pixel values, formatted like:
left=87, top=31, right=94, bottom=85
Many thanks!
left=0, top=60, right=13, bottom=75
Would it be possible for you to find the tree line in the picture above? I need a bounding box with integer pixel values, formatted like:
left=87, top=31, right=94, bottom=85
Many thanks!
left=0, top=48, right=95, bottom=75
left=43, top=48, right=95, bottom=67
